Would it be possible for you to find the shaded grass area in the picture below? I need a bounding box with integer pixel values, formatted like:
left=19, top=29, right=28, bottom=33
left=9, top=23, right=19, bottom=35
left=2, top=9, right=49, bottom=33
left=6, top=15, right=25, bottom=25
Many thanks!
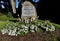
left=0, top=21, right=8, bottom=29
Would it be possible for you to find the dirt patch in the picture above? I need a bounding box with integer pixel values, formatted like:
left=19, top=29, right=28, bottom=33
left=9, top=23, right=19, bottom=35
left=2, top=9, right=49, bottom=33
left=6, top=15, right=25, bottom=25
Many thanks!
left=0, top=28, right=60, bottom=41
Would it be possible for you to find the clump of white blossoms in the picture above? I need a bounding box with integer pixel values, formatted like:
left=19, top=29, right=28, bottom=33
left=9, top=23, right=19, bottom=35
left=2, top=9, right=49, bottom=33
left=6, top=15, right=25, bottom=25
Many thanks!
left=1, top=22, right=19, bottom=36
left=0, top=20, right=55, bottom=36
left=46, top=23, right=55, bottom=31
left=21, top=25, right=29, bottom=33
left=39, top=20, right=55, bottom=31
left=30, top=25, right=38, bottom=32
left=1, top=28, right=8, bottom=34
left=8, top=27, right=17, bottom=36
left=0, top=22, right=29, bottom=36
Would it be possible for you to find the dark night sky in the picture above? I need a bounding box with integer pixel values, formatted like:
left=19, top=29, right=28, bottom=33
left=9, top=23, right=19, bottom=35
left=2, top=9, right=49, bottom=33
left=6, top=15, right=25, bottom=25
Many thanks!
left=34, top=0, right=57, bottom=24
left=32, top=0, right=57, bottom=24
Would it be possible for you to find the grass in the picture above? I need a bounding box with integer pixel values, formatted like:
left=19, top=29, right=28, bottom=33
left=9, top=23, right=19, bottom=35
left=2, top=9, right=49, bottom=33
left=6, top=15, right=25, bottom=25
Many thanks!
left=50, top=22, right=60, bottom=29
left=0, top=21, right=13, bottom=30
left=0, top=21, right=7, bottom=29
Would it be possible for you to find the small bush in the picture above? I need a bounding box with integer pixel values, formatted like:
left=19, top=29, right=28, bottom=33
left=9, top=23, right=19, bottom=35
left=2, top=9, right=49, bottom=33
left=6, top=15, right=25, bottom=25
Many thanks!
left=6, top=12, right=13, bottom=18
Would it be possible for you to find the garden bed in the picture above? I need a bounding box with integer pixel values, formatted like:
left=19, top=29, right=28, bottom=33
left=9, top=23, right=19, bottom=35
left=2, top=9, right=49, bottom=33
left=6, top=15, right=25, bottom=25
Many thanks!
left=0, top=28, right=60, bottom=41
left=0, top=20, right=60, bottom=41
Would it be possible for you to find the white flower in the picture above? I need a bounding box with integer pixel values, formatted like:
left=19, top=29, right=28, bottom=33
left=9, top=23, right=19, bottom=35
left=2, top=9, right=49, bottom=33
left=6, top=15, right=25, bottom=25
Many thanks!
left=14, top=23, right=17, bottom=26
left=8, top=29, right=17, bottom=36
left=46, top=27, right=49, bottom=31
left=1, top=28, right=8, bottom=34
left=30, top=30, right=35, bottom=32
left=24, top=30, right=28, bottom=33
left=30, top=25, right=38, bottom=32
left=25, top=19, right=29, bottom=23
left=37, top=23, right=40, bottom=26
left=8, top=30, right=12, bottom=35
left=20, top=29, right=25, bottom=32
left=11, top=30, right=16, bottom=36
left=30, top=25, right=35, bottom=29
left=22, top=25, right=28, bottom=29
left=49, top=24, right=55, bottom=31
left=35, top=26, right=38, bottom=31
left=46, top=24, right=55, bottom=31
left=17, top=31, right=20, bottom=35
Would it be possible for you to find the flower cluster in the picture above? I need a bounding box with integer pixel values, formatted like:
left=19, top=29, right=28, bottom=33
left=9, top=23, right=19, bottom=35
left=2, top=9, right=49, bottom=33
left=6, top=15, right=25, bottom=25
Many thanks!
left=0, top=20, right=55, bottom=36
left=37, top=20, right=55, bottom=31
left=0, top=22, right=38, bottom=36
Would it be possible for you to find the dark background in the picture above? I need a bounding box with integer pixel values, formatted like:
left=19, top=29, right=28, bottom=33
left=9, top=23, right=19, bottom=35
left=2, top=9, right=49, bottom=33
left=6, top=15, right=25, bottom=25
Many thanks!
left=34, top=0, right=57, bottom=24
left=37, top=0, right=57, bottom=24
left=0, top=0, right=58, bottom=24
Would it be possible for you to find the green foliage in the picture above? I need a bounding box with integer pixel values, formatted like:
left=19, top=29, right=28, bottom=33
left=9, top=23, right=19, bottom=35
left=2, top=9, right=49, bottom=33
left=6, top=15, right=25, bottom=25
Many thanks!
left=50, top=23, right=60, bottom=29
left=36, top=28, right=43, bottom=32
left=6, top=12, right=13, bottom=18
left=0, top=12, right=15, bottom=21
left=0, top=15, right=8, bottom=21
left=19, top=31, right=25, bottom=36
left=0, top=21, right=9, bottom=29
left=0, top=20, right=60, bottom=36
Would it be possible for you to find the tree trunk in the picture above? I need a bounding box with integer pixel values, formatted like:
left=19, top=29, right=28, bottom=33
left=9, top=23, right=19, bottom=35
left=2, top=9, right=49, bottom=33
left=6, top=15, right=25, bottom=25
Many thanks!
left=10, top=0, right=16, bottom=14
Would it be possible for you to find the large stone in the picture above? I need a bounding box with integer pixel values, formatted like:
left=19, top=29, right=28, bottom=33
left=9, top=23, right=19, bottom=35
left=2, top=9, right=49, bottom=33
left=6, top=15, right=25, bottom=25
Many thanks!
left=21, top=1, right=38, bottom=21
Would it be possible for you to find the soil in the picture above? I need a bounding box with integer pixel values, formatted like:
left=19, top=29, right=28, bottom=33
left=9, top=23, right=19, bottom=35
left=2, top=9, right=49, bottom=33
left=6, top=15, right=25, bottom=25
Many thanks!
left=0, top=28, right=60, bottom=41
